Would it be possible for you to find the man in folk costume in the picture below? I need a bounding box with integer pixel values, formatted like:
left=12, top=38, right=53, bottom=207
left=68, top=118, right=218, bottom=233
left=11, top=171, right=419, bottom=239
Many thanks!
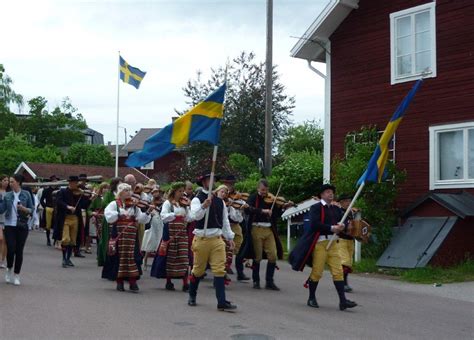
left=55, top=176, right=91, bottom=268
left=241, top=179, right=288, bottom=291
left=39, top=175, right=59, bottom=247
left=336, top=194, right=357, bottom=293
left=72, top=173, right=89, bottom=258
left=188, top=172, right=237, bottom=311
left=289, top=184, right=357, bottom=311
left=102, top=183, right=152, bottom=292
left=221, top=175, right=250, bottom=281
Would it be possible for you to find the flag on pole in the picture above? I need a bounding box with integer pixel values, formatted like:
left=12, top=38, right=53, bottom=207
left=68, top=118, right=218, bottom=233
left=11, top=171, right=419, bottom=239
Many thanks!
left=357, top=79, right=423, bottom=185
left=126, top=83, right=227, bottom=167
left=119, top=56, right=146, bottom=89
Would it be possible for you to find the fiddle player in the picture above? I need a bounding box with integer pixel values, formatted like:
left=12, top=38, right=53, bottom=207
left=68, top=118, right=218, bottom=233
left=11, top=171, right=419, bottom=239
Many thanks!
left=55, top=176, right=91, bottom=268
left=39, top=175, right=59, bottom=247
left=240, top=179, right=292, bottom=291
left=221, top=175, right=249, bottom=281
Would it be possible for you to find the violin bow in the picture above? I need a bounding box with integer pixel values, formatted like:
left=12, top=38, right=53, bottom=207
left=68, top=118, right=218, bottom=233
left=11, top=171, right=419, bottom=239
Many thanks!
left=270, top=183, right=283, bottom=211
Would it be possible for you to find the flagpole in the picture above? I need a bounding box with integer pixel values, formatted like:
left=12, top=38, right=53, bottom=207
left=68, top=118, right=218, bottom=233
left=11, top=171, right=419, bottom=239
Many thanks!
left=326, top=181, right=365, bottom=250
left=115, top=51, right=121, bottom=177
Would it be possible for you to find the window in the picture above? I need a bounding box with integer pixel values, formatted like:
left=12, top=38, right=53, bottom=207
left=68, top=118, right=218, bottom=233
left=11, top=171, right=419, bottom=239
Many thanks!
left=430, top=122, right=474, bottom=189
left=140, top=161, right=154, bottom=170
left=390, top=2, right=436, bottom=84
left=85, top=135, right=93, bottom=145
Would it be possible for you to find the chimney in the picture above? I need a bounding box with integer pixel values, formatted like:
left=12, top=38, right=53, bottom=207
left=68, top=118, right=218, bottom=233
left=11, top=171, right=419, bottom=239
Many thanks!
left=107, top=141, right=111, bottom=146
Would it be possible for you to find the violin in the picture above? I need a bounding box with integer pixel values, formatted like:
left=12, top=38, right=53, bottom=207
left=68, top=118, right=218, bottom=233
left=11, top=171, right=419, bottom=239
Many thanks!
left=225, top=198, right=248, bottom=209
left=72, top=188, right=101, bottom=198
left=263, top=193, right=295, bottom=208
left=126, top=195, right=160, bottom=213
left=229, top=192, right=249, bottom=202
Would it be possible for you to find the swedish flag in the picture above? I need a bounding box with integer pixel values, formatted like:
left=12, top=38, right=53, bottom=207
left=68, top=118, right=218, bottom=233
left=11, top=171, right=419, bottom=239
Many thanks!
left=357, top=79, right=423, bottom=185
left=119, top=56, right=146, bottom=89
left=126, top=83, right=226, bottom=167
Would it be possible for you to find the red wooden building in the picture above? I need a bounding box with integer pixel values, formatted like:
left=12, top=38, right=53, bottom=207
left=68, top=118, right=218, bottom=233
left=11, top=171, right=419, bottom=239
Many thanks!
left=291, top=0, right=474, bottom=266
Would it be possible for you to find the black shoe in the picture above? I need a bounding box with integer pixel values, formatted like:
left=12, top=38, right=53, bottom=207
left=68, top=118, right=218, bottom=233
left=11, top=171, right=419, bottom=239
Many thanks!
left=182, top=284, right=189, bottom=292
left=129, top=283, right=139, bottom=292
left=344, top=285, right=353, bottom=293
left=265, top=282, right=280, bottom=291
left=226, top=268, right=234, bottom=275
left=66, top=260, right=75, bottom=267
left=74, top=253, right=85, bottom=258
left=307, top=298, right=319, bottom=308
left=253, top=282, right=261, bottom=289
left=237, top=274, right=250, bottom=281
left=339, top=299, right=357, bottom=310
left=166, top=282, right=176, bottom=291
left=217, top=301, right=237, bottom=311
left=188, top=296, right=197, bottom=306
left=47, top=240, right=52, bottom=247
left=62, top=260, right=68, bottom=268
left=116, top=282, right=125, bottom=292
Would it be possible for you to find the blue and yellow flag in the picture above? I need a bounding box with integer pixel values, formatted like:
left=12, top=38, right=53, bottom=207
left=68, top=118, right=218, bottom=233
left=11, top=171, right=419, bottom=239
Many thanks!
left=126, top=83, right=226, bottom=167
left=119, top=56, right=146, bottom=89
left=357, top=79, right=423, bottom=185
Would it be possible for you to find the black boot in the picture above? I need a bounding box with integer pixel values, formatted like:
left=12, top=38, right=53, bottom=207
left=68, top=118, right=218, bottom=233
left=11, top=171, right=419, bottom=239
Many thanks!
left=215, top=277, right=237, bottom=311
left=265, top=262, right=280, bottom=291
left=344, top=272, right=353, bottom=292
left=252, top=261, right=260, bottom=289
left=46, top=230, right=51, bottom=246
left=236, top=257, right=250, bottom=281
left=334, top=281, right=357, bottom=310
left=62, top=248, right=68, bottom=268
left=188, top=275, right=201, bottom=306
left=66, top=246, right=74, bottom=267
left=116, top=281, right=125, bottom=292
left=307, top=280, right=319, bottom=308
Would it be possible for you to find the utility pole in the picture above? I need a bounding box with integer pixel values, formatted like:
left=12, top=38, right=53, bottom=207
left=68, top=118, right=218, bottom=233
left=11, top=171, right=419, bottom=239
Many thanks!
left=264, top=0, right=273, bottom=176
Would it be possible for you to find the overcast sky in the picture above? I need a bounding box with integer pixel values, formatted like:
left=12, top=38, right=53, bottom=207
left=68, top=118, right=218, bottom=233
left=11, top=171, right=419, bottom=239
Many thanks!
left=2, top=0, right=328, bottom=145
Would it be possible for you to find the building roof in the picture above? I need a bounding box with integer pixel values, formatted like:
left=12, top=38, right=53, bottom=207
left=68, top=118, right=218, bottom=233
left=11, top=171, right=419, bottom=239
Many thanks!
left=403, top=191, right=474, bottom=219
left=14, top=162, right=149, bottom=183
left=290, top=0, right=359, bottom=62
left=82, top=128, right=104, bottom=145
left=281, top=197, right=320, bottom=220
left=106, top=144, right=128, bottom=157
left=122, top=128, right=161, bottom=152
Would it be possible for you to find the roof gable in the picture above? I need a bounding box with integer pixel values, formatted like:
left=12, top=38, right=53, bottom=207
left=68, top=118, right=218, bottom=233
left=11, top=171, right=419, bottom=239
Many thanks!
left=403, top=191, right=474, bottom=219
left=123, top=128, right=161, bottom=152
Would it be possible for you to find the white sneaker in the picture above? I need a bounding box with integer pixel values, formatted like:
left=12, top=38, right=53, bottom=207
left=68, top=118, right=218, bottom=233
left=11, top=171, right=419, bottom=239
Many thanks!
left=13, top=274, right=21, bottom=286
left=0, top=261, right=6, bottom=269
left=5, top=268, right=12, bottom=284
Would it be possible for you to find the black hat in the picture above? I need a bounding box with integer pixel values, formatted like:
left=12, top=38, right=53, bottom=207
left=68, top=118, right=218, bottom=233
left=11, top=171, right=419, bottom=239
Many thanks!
left=337, top=193, right=353, bottom=202
left=317, top=184, right=336, bottom=197
left=78, top=174, right=88, bottom=181
left=196, top=172, right=220, bottom=186
left=49, top=175, right=58, bottom=181
left=68, top=175, right=80, bottom=182
left=221, top=174, right=237, bottom=183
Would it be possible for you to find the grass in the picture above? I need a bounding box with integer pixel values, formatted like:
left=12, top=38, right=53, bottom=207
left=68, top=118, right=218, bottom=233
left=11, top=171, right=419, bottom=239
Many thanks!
left=353, top=258, right=474, bottom=284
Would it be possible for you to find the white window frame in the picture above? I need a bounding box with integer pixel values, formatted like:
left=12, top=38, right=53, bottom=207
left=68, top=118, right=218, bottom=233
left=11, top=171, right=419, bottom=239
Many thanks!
left=140, top=161, right=154, bottom=170
left=390, top=2, right=437, bottom=85
left=429, top=121, right=474, bottom=190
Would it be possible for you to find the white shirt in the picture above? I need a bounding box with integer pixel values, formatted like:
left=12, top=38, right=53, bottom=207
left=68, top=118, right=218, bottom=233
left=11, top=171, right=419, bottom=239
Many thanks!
left=104, top=200, right=151, bottom=225
left=228, top=206, right=244, bottom=223
left=190, top=190, right=234, bottom=240
left=160, top=200, right=192, bottom=223
left=5, top=191, right=20, bottom=227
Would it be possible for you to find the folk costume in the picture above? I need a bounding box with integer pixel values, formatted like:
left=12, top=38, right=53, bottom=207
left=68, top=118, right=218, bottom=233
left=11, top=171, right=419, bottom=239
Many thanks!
left=187, top=173, right=236, bottom=311
left=289, top=184, right=357, bottom=311
left=102, top=194, right=151, bottom=292
left=240, top=192, right=284, bottom=290
left=54, top=176, right=91, bottom=268
left=39, top=177, right=57, bottom=246
left=150, top=198, right=192, bottom=291
left=97, top=190, right=116, bottom=266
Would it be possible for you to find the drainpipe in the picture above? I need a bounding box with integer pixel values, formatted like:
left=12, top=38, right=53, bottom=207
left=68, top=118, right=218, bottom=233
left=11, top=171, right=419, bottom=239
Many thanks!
left=306, top=40, right=331, bottom=184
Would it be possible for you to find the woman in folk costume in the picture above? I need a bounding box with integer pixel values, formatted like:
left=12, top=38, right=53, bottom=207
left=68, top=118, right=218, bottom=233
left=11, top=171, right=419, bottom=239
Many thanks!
left=102, top=183, right=152, bottom=292
left=97, top=178, right=121, bottom=267
left=87, top=182, right=110, bottom=253
left=150, top=182, right=193, bottom=292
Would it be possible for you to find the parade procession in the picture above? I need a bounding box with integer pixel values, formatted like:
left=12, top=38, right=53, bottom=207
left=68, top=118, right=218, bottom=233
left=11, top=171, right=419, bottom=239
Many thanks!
left=1, top=1, right=474, bottom=339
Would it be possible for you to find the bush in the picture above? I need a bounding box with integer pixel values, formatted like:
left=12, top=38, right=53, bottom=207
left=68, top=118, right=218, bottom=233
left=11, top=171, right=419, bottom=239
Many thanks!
left=332, top=126, right=406, bottom=258
left=64, top=143, right=114, bottom=167
left=227, top=153, right=259, bottom=180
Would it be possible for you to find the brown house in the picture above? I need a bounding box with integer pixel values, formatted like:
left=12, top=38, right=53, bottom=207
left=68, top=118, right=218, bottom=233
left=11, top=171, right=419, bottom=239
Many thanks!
left=291, top=0, right=474, bottom=266
left=15, top=162, right=149, bottom=183
left=122, top=128, right=187, bottom=182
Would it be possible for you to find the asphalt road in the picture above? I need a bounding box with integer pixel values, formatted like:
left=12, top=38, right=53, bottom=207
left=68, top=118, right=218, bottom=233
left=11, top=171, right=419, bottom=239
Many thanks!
left=0, top=231, right=473, bottom=340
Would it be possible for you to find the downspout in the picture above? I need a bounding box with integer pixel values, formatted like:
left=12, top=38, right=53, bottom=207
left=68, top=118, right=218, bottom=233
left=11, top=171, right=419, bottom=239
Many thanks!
left=307, top=40, right=331, bottom=183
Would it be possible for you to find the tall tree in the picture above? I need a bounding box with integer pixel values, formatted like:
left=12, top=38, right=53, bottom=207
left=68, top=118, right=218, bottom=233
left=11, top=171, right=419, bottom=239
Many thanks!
left=64, top=143, right=114, bottom=167
left=278, top=119, right=324, bottom=156
left=180, top=51, right=294, bottom=177
left=0, top=64, right=23, bottom=111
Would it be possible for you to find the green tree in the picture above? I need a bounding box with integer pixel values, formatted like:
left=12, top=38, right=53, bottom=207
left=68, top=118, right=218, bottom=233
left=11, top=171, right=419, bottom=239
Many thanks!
left=180, top=51, right=294, bottom=178
left=227, top=153, right=259, bottom=180
left=278, top=119, right=324, bottom=156
left=24, top=97, right=88, bottom=147
left=64, top=143, right=114, bottom=167
left=0, top=132, right=62, bottom=174
left=0, top=64, right=23, bottom=111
